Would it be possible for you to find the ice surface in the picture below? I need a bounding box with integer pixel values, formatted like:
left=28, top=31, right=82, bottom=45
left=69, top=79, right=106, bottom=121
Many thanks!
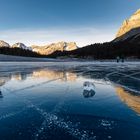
left=0, top=62, right=140, bottom=140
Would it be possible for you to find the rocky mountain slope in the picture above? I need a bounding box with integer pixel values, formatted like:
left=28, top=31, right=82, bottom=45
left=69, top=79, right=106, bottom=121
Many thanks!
left=0, top=40, right=10, bottom=48
left=12, top=43, right=26, bottom=49
left=115, top=9, right=140, bottom=42
left=12, top=43, right=32, bottom=51
left=31, top=42, right=78, bottom=55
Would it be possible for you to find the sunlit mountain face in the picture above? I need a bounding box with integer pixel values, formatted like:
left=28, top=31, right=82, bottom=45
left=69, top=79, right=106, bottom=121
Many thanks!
left=116, top=9, right=140, bottom=38
left=0, top=62, right=140, bottom=140
left=114, top=9, right=140, bottom=43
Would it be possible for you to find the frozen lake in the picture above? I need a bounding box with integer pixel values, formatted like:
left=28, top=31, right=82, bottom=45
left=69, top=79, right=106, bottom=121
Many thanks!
left=0, top=62, right=140, bottom=140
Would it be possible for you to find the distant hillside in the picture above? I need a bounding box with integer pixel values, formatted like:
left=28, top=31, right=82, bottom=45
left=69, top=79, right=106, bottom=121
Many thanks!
left=0, top=47, right=43, bottom=58
left=0, top=54, right=59, bottom=62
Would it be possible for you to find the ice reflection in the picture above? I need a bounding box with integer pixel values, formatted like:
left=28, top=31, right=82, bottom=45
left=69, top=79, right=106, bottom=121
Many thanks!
left=32, top=69, right=77, bottom=82
left=0, top=77, right=10, bottom=86
left=11, top=73, right=32, bottom=81
left=83, top=81, right=96, bottom=98
left=116, top=87, right=140, bottom=115
left=0, top=91, right=3, bottom=98
left=0, top=78, right=8, bottom=98
left=0, top=69, right=78, bottom=88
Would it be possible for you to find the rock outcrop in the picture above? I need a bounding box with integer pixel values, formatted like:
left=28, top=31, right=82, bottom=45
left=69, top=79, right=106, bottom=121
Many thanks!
left=0, top=40, right=10, bottom=48
left=12, top=43, right=32, bottom=51
left=115, top=9, right=140, bottom=42
left=31, top=41, right=78, bottom=55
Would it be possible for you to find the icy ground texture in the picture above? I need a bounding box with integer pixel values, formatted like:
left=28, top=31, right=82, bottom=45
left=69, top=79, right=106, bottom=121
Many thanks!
left=0, top=62, right=140, bottom=140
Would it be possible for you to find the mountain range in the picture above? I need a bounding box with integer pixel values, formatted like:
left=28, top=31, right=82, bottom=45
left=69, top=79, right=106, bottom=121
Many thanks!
left=0, top=41, right=78, bottom=55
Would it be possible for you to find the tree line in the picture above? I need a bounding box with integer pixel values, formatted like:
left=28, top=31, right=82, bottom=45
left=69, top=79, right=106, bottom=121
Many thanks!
left=0, top=47, right=45, bottom=57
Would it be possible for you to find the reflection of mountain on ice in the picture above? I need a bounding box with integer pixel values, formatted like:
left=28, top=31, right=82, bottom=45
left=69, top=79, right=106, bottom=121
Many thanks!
left=83, top=81, right=96, bottom=98
left=10, top=69, right=77, bottom=82
left=0, top=69, right=78, bottom=88
left=0, top=90, right=3, bottom=98
left=11, top=73, right=32, bottom=81
left=0, top=80, right=5, bottom=98
left=0, top=76, right=10, bottom=86
left=116, top=87, right=140, bottom=115
left=32, top=70, right=77, bottom=82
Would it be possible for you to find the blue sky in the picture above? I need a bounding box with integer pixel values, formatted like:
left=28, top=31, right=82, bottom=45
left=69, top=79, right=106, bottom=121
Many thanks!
left=0, top=0, right=140, bottom=46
